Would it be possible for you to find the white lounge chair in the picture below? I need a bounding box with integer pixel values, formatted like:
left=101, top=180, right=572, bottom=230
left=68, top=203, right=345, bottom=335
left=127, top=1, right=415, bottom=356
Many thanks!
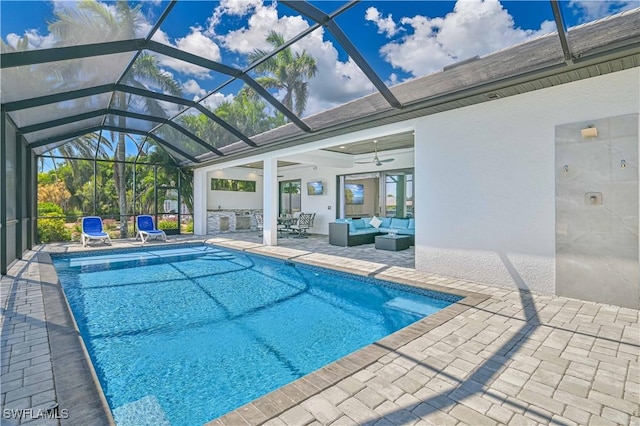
left=81, top=216, right=112, bottom=247
left=136, top=215, right=167, bottom=243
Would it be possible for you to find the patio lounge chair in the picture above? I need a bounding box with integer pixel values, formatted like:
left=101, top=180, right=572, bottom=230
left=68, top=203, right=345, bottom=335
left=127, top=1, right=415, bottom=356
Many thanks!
left=81, top=216, right=112, bottom=247
left=290, top=213, right=314, bottom=238
left=136, top=215, right=167, bottom=243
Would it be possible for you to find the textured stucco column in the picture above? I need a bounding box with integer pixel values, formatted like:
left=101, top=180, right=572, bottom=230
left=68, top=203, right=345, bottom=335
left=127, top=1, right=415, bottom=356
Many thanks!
left=262, top=156, right=279, bottom=246
left=193, top=168, right=208, bottom=236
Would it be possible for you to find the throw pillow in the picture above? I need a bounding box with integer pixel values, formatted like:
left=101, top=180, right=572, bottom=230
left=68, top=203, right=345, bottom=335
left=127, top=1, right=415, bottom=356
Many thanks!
left=369, top=216, right=382, bottom=228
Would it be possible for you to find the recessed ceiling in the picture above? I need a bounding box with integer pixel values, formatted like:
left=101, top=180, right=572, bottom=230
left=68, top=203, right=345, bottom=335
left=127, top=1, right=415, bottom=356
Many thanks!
left=322, top=131, right=414, bottom=156
left=240, top=160, right=299, bottom=169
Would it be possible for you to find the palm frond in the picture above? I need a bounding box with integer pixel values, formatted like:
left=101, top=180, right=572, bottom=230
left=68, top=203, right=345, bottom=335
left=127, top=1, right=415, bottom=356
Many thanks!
left=131, top=53, right=182, bottom=96
left=293, top=81, right=309, bottom=117
left=247, top=31, right=318, bottom=116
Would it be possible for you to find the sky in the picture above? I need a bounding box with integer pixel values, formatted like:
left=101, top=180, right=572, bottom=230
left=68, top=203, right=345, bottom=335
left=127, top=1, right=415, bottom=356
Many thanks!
left=3, top=0, right=636, bottom=117
left=1, top=0, right=637, bottom=167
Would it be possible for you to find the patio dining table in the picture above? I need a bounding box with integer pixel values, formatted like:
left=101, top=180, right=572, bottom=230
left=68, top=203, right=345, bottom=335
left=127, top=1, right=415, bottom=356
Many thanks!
left=277, top=216, right=298, bottom=237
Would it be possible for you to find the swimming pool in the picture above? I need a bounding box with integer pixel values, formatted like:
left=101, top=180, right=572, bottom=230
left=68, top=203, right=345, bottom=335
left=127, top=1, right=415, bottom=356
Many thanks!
left=52, top=244, right=461, bottom=426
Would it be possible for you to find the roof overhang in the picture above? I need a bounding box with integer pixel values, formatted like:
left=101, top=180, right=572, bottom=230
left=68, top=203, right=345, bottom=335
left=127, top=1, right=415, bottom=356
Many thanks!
left=193, top=8, right=640, bottom=168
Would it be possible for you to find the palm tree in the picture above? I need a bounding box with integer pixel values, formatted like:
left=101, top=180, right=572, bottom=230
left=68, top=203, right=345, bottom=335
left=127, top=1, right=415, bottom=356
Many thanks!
left=178, top=90, right=285, bottom=149
left=56, top=133, right=111, bottom=160
left=282, top=181, right=300, bottom=215
left=111, top=53, right=181, bottom=237
left=248, top=31, right=318, bottom=117
left=146, top=147, right=194, bottom=215
left=49, top=0, right=182, bottom=237
left=3, top=30, right=114, bottom=212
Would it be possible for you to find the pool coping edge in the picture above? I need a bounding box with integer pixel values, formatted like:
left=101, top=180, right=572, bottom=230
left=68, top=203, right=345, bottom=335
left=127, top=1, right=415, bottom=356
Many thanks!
left=38, top=249, right=116, bottom=426
left=207, top=240, right=490, bottom=426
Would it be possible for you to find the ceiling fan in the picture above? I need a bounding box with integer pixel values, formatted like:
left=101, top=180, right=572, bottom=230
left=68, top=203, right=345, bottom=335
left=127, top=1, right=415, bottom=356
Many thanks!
left=354, top=140, right=395, bottom=166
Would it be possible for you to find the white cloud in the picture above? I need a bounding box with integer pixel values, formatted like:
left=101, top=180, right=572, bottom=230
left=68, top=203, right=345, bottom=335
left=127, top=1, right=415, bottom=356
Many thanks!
left=200, top=92, right=236, bottom=110
left=183, top=79, right=207, bottom=97
left=365, top=7, right=400, bottom=37
left=4, top=29, right=57, bottom=51
left=207, top=0, right=264, bottom=32
left=376, top=0, right=555, bottom=77
left=568, top=0, right=637, bottom=22
left=151, top=27, right=221, bottom=78
left=217, top=5, right=308, bottom=54
left=175, top=28, right=221, bottom=61
left=209, top=2, right=374, bottom=116
left=304, top=44, right=375, bottom=115
left=137, top=20, right=155, bottom=39
left=182, top=79, right=235, bottom=110
left=5, top=2, right=222, bottom=79
left=156, top=99, right=185, bottom=117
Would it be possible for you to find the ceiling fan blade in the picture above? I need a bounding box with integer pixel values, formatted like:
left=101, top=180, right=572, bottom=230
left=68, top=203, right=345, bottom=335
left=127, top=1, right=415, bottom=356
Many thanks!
left=354, top=139, right=395, bottom=165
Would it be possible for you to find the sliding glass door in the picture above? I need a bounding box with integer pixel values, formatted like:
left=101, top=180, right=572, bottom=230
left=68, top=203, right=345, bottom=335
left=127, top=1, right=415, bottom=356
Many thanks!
left=383, top=171, right=413, bottom=218
left=336, top=170, right=414, bottom=219
left=279, top=180, right=301, bottom=216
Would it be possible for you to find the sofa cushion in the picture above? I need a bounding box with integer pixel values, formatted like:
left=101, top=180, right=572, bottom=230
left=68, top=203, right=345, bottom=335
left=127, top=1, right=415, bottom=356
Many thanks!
left=390, top=218, right=410, bottom=229
left=351, top=228, right=380, bottom=235
left=380, top=217, right=392, bottom=228
left=352, top=218, right=367, bottom=229
left=396, top=228, right=415, bottom=236
left=408, top=218, right=415, bottom=229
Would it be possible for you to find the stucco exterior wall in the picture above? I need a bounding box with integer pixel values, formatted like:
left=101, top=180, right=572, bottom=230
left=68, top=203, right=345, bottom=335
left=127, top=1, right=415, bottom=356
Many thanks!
left=414, top=67, right=640, bottom=296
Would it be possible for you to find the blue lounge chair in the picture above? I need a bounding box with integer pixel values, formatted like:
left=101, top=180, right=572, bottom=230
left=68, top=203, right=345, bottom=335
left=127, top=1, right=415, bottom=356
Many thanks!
left=136, top=215, right=167, bottom=243
left=81, top=216, right=112, bottom=247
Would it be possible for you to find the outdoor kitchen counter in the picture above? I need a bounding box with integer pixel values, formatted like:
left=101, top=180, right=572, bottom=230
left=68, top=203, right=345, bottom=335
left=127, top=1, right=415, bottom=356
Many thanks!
left=206, top=210, right=261, bottom=233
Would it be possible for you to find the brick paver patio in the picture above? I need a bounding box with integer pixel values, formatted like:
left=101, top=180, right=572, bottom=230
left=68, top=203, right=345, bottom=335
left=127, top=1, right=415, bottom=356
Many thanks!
left=1, top=235, right=638, bottom=425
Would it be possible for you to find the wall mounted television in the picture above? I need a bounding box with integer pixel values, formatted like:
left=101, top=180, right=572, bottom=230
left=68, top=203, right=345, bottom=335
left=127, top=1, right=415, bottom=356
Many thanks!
left=307, top=181, right=324, bottom=195
left=345, top=183, right=364, bottom=204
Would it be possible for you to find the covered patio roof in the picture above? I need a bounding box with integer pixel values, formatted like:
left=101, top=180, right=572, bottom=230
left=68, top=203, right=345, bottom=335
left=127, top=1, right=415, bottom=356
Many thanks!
left=1, top=2, right=639, bottom=166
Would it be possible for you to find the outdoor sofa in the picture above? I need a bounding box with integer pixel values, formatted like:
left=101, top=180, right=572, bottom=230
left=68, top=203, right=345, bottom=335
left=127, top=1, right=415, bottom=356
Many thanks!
left=328, top=217, right=415, bottom=247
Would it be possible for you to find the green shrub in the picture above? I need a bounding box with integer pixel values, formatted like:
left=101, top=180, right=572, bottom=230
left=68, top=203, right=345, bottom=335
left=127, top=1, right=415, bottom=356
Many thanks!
left=65, top=209, right=83, bottom=222
left=158, top=220, right=179, bottom=230
left=102, top=218, right=119, bottom=231
left=184, top=220, right=194, bottom=233
left=70, top=222, right=82, bottom=242
left=38, top=202, right=64, bottom=216
left=38, top=213, right=71, bottom=243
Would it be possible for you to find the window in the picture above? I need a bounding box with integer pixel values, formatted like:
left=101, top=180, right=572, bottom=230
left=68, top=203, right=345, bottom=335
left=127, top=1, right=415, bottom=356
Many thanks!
left=279, top=180, right=301, bottom=215
left=337, top=173, right=380, bottom=218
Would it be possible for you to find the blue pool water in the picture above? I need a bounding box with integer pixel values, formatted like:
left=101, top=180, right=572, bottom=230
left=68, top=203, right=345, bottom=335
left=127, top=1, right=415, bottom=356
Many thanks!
left=53, top=245, right=461, bottom=426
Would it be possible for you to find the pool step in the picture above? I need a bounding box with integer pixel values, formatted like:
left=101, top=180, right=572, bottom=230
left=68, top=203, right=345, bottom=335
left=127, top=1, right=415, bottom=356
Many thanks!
left=384, top=297, right=436, bottom=316
left=112, top=395, right=170, bottom=426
